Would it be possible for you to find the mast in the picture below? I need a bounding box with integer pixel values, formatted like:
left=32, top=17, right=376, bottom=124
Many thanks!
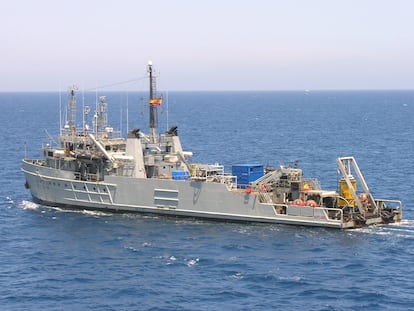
left=148, top=61, right=158, bottom=143
left=68, top=85, right=78, bottom=135
left=97, top=96, right=108, bottom=135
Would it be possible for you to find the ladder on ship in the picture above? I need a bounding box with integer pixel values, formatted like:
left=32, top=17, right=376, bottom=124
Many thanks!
left=257, top=185, right=273, bottom=204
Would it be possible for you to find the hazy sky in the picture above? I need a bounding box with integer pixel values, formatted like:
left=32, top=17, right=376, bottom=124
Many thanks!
left=2, top=0, right=414, bottom=91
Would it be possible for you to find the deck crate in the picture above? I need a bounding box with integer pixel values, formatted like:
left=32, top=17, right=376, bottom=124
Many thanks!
left=232, top=164, right=264, bottom=188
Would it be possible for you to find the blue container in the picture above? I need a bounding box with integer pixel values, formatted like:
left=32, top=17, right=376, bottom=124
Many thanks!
left=172, top=170, right=190, bottom=180
left=232, top=164, right=264, bottom=188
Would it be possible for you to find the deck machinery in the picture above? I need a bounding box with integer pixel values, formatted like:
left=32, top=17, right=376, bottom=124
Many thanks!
left=250, top=156, right=402, bottom=227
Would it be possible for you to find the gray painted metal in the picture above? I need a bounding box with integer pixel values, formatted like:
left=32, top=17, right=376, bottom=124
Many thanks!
left=21, top=63, right=402, bottom=229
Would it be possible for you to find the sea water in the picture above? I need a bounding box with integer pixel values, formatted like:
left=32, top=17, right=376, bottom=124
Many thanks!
left=1, top=91, right=414, bottom=310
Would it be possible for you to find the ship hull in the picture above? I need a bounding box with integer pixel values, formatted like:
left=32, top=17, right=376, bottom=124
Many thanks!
left=22, top=159, right=351, bottom=229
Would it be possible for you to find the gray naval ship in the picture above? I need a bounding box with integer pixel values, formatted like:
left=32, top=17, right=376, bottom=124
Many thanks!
left=22, top=62, right=402, bottom=229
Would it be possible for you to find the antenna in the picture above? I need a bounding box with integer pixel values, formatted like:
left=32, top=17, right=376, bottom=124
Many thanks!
left=84, top=105, right=91, bottom=132
left=166, top=90, right=169, bottom=130
left=120, top=95, right=123, bottom=137
left=59, top=85, right=62, bottom=135
left=126, top=90, right=129, bottom=135
left=94, top=84, right=98, bottom=134
left=148, top=61, right=158, bottom=143
left=68, top=85, right=78, bottom=134
left=82, top=88, right=85, bottom=131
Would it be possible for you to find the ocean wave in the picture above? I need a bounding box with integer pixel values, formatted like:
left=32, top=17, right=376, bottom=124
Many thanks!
left=19, top=200, right=39, bottom=210
left=5, top=196, right=14, bottom=205
left=390, top=219, right=414, bottom=227
left=16, top=201, right=114, bottom=219
left=124, top=246, right=140, bottom=252
left=226, top=272, right=244, bottom=280
left=45, top=206, right=112, bottom=217
left=354, top=220, right=414, bottom=240
left=80, top=209, right=112, bottom=217
left=186, top=257, right=200, bottom=267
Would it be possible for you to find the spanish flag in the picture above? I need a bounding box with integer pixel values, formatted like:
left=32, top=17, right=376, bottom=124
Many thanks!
left=150, top=97, right=162, bottom=106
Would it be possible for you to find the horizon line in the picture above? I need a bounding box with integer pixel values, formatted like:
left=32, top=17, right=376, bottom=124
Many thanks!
left=1, top=88, right=414, bottom=93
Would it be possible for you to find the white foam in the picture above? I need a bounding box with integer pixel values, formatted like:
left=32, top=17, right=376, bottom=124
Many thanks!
left=125, top=246, right=140, bottom=252
left=394, top=219, right=414, bottom=227
left=47, top=207, right=111, bottom=217
left=6, top=196, right=14, bottom=204
left=186, top=258, right=200, bottom=267
left=355, top=219, right=414, bottom=239
left=81, top=209, right=111, bottom=217
left=227, top=272, right=244, bottom=280
left=385, top=226, right=414, bottom=233
left=278, top=275, right=303, bottom=282
left=19, top=200, right=39, bottom=210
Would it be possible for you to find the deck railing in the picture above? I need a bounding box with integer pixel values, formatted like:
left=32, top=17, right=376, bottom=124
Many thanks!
left=264, top=202, right=344, bottom=222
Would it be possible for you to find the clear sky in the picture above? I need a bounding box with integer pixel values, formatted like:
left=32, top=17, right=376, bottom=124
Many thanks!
left=2, top=0, right=414, bottom=91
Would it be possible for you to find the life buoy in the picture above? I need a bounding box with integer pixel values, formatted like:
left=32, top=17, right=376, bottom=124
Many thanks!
left=293, top=199, right=304, bottom=206
left=261, top=184, right=267, bottom=191
left=306, top=199, right=318, bottom=207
